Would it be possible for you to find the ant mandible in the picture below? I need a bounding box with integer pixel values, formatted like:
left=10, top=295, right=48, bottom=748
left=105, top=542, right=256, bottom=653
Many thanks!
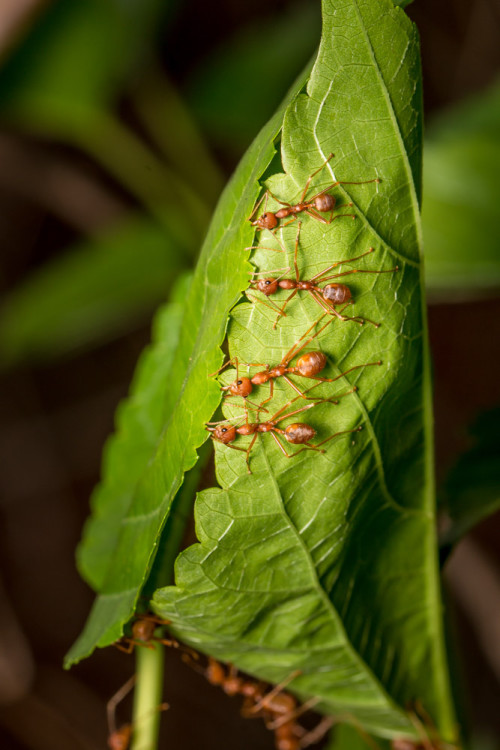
left=206, top=393, right=362, bottom=474
left=248, top=222, right=398, bottom=328
left=213, top=312, right=381, bottom=404
left=249, top=152, right=380, bottom=231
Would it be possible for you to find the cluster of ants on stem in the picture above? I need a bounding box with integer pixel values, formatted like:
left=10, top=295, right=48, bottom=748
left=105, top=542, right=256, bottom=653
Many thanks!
left=108, top=613, right=449, bottom=750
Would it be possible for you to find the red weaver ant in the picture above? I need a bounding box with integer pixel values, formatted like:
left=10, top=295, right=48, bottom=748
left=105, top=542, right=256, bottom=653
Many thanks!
left=114, top=613, right=177, bottom=654
left=213, top=312, right=381, bottom=404
left=189, top=656, right=334, bottom=750
left=249, top=152, right=380, bottom=231
left=107, top=676, right=168, bottom=750
left=206, top=393, right=362, bottom=474
left=248, top=223, right=398, bottom=328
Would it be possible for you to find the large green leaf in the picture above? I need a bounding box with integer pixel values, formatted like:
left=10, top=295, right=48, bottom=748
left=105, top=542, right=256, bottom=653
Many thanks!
left=64, top=65, right=313, bottom=666
left=423, top=79, right=500, bottom=299
left=152, top=0, right=456, bottom=741
left=76, top=274, right=191, bottom=592
left=0, top=217, right=185, bottom=366
left=440, top=407, right=500, bottom=549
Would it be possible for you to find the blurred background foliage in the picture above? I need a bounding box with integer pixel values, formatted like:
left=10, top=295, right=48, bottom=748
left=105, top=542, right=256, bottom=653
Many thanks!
left=0, top=1, right=499, bottom=749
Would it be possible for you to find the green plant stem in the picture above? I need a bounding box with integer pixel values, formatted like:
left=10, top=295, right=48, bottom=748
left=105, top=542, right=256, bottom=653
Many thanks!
left=132, top=67, right=225, bottom=206
left=131, top=644, right=165, bottom=750
left=71, top=110, right=210, bottom=251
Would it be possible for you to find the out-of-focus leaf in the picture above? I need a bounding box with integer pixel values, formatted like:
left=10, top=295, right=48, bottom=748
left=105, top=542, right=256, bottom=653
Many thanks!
left=64, top=61, right=313, bottom=668
left=0, top=0, right=167, bottom=126
left=77, top=274, right=191, bottom=591
left=186, top=3, right=320, bottom=153
left=153, top=0, right=456, bottom=741
left=423, top=80, right=500, bottom=300
left=440, top=407, right=500, bottom=548
left=0, top=217, right=185, bottom=366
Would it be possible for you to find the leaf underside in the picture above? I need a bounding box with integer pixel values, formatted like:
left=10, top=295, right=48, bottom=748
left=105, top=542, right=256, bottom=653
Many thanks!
left=153, top=0, right=455, bottom=741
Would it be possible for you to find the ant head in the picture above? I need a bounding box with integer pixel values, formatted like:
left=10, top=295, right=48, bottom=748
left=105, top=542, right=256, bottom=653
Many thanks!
left=253, top=277, right=279, bottom=296
left=212, top=424, right=237, bottom=444
left=229, top=377, right=253, bottom=398
left=253, top=211, right=278, bottom=230
left=314, top=193, right=335, bottom=212
left=323, top=283, right=351, bottom=305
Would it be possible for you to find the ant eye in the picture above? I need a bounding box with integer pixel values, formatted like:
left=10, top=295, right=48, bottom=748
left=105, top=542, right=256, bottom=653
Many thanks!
left=265, top=280, right=271, bottom=285
left=237, top=380, right=242, bottom=385
left=221, top=428, right=227, bottom=433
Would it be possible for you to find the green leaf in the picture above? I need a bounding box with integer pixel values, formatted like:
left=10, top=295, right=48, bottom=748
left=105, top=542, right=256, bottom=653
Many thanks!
left=423, top=79, right=500, bottom=300
left=440, top=407, right=500, bottom=548
left=0, top=0, right=166, bottom=125
left=76, top=274, right=191, bottom=592
left=152, top=0, right=456, bottom=741
left=0, top=217, right=185, bottom=366
left=64, top=64, right=313, bottom=667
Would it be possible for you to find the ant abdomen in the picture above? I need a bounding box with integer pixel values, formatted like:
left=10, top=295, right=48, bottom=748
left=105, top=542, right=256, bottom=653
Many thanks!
left=323, top=283, right=351, bottom=305
left=314, top=193, right=336, bottom=212
left=284, top=423, right=316, bottom=444
left=295, top=351, right=327, bottom=377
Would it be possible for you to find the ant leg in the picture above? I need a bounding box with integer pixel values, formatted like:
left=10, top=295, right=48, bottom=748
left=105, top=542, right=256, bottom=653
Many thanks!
left=309, top=177, right=381, bottom=203
left=299, top=153, right=335, bottom=202
left=305, top=360, right=381, bottom=385
left=209, top=357, right=238, bottom=378
left=248, top=191, right=268, bottom=223
left=281, top=314, right=331, bottom=364
left=313, top=425, right=363, bottom=449
left=321, top=209, right=357, bottom=224
left=247, top=293, right=287, bottom=317
left=247, top=670, right=302, bottom=715
left=245, top=433, right=259, bottom=474
left=265, top=188, right=293, bottom=209
left=107, top=676, right=136, bottom=736
left=293, top=221, right=302, bottom=281
left=268, top=697, right=321, bottom=730
left=299, top=716, right=335, bottom=748
left=282, top=375, right=309, bottom=398
left=255, top=379, right=274, bottom=410
left=310, top=248, right=376, bottom=282
left=272, top=434, right=326, bottom=458
left=114, top=639, right=135, bottom=655
left=319, top=265, right=399, bottom=284
left=273, top=289, right=298, bottom=329
left=250, top=265, right=290, bottom=276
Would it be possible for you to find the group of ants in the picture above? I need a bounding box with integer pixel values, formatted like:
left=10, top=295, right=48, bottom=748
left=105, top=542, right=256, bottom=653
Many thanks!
left=108, top=612, right=445, bottom=750
left=205, top=153, right=399, bottom=473
left=107, top=157, right=443, bottom=749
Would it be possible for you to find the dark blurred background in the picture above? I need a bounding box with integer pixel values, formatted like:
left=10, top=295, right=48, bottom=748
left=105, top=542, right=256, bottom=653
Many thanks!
left=0, top=1, right=499, bottom=748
